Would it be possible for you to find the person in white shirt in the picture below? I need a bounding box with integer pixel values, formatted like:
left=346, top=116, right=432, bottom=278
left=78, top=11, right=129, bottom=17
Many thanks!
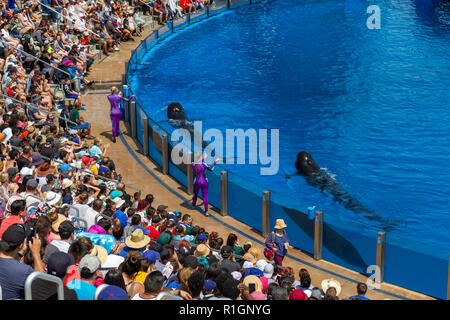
left=50, top=220, right=75, bottom=253
left=70, top=192, right=98, bottom=229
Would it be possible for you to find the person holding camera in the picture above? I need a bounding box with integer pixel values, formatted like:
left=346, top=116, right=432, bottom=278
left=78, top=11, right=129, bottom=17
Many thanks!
left=0, top=223, right=45, bottom=300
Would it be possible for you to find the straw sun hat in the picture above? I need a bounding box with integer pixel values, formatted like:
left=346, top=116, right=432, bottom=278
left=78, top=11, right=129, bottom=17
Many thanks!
left=321, top=278, right=342, bottom=297
left=274, top=219, right=287, bottom=230
left=125, top=228, right=151, bottom=249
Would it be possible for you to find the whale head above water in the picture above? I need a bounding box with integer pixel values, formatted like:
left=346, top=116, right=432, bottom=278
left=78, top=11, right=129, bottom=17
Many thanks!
left=167, top=102, right=188, bottom=121
left=295, top=151, right=320, bottom=175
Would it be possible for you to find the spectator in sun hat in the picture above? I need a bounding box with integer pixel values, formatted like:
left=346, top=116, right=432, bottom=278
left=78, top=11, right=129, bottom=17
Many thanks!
left=36, top=162, right=56, bottom=186
left=194, top=243, right=210, bottom=259
left=97, top=285, right=129, bottom=300
left=119, top=228, right=151, bottom=258
left=321, top=278, right=342, bottom=299
left=30, top=251, right=79, bottom=300
left=266, top=218, right=289, bottom=267
left=45, top=191, right=62, bottom=207
left=67, top=254, right=102, bottom=300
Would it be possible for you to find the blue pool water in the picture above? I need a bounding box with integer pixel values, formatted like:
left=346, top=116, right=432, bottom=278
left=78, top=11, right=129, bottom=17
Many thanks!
left=129, top=0, right=450, bottom=258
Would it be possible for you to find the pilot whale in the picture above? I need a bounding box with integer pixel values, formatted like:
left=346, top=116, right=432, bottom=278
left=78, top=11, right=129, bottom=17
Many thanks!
left=295, top=151, right=398, bottom=229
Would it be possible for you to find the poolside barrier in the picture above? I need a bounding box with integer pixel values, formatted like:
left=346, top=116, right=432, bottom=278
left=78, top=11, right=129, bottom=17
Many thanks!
left=123, top=0, right=449, bottom=299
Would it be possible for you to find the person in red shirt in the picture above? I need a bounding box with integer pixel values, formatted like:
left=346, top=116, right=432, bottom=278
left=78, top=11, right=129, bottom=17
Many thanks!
left=0, top=199, right=26, bottom=239
left=145, top=215, right=162, bottom=242
left=180, top=0, right=195, bottom=13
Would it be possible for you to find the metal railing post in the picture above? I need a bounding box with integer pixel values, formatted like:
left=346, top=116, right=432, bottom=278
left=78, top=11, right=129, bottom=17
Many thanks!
left=227, top=0, right=231, bottom=9
left=130, top=101, right=137, bottom=139
left=62, top=204, right=80, bottom=218
left=95, top=213, right=113, bottom=224
left=220, top=171, right=228, bottom=216
left=94, top=284, right=109, bottom=300
left=155, top=29, right=159, bottom=42
left=142, top=115, right=149, bottom=156
left=262, top=191, right=271, bottom=237
left=314, top=210, right=323, bottom=260
left=187, top=12, right=191, bottom=24
left=131, top=49, right=136, bottom=64
left=206, top=4, right=210, bottom=17
left=123, top=85, right=130, bottom=123
left=162, top=133, right=169, bottom=175
left=376, top=231, right=386, bottom=284
left=186, top=151, right=193, bottom=195
left=25, top=272, right=64, bottom=300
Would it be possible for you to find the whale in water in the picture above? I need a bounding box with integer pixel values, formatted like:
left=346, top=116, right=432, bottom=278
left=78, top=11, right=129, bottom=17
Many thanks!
left=295, top=151, right=398, bottom=230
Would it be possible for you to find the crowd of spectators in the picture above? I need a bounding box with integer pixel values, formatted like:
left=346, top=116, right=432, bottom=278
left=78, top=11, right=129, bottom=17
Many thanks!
left=0, top=0, right=374, bottom=302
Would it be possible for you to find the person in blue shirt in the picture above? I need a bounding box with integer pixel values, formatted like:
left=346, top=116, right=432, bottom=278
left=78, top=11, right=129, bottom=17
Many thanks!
left=348, top=283, right=371, bottom=300
left=67, top=254, right=102, bottom=300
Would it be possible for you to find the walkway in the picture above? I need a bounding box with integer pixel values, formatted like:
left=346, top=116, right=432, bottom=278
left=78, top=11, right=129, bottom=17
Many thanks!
left=82, top=24, right=434, bottom=300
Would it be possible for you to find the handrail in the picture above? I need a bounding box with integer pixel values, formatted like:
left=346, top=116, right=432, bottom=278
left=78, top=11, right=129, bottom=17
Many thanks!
left=95, top=213, right=113, bottom=223
left=25, top=194, right=44, bottom=203
left=0, top=39, right=74, bottom=79
left=93, top=284, right=109, bottom=300
left=62, top=203, right=80, bottom=218
left=0, top=93, right=80, bottom=127
left=156, top=291, right=183, bottom=300
left=0, top=283, right=2, bottom=300
left=9, top=145, right=140, bottom=192
left=24, top=272, right=64, bottom=300
left=71, top=216, right=88, bottom=230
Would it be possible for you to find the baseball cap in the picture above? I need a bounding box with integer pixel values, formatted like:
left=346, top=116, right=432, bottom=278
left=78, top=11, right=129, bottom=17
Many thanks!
left=7, top=167, right=19, bottom=178
left=221, top=245, right=233, bottom=254
left=60, top=163, right=73, bottom=171
left=157, top=232, right=171, bottom=245
left=26, top=179, right=38, bottom=189
left=0, top=224, right=28, bottom=251
left=110, top=190, right=123, bottom=199
left=182, top=255, right=200, bottom=269
left=289, top=289, right=308, bottom=300
left=47, top=252, right=74, bottom=278
left=97, top=285, right=129, bottom=300
left=134, top=226, right=150, bottom=235
left=58, top=220, right=75, bottom=236
left=142, top=250, right=160, bottom=264
left=197, top=233, right=208, bottom=243
left=244, top=267, right=263, bottom=278
left=82, top=156, right=94, bottom=164
left=263, top=263, right=274, bottom=278
left=79, top=254, right=101, bottom=273
left=204, top=279, right=216, bottom=292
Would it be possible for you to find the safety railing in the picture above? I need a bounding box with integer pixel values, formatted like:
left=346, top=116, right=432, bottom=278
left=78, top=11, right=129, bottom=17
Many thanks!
left=24, top=272, right=64, bottom=300
left=124, top=0, right=449, bottom=300
left=93, top=284, right=109, bottom=300
left=95, top=213, right=113, bottom=223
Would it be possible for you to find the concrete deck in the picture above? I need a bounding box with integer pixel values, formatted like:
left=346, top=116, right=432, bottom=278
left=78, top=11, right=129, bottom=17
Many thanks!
left=82, top=24, right=435, bottom=300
